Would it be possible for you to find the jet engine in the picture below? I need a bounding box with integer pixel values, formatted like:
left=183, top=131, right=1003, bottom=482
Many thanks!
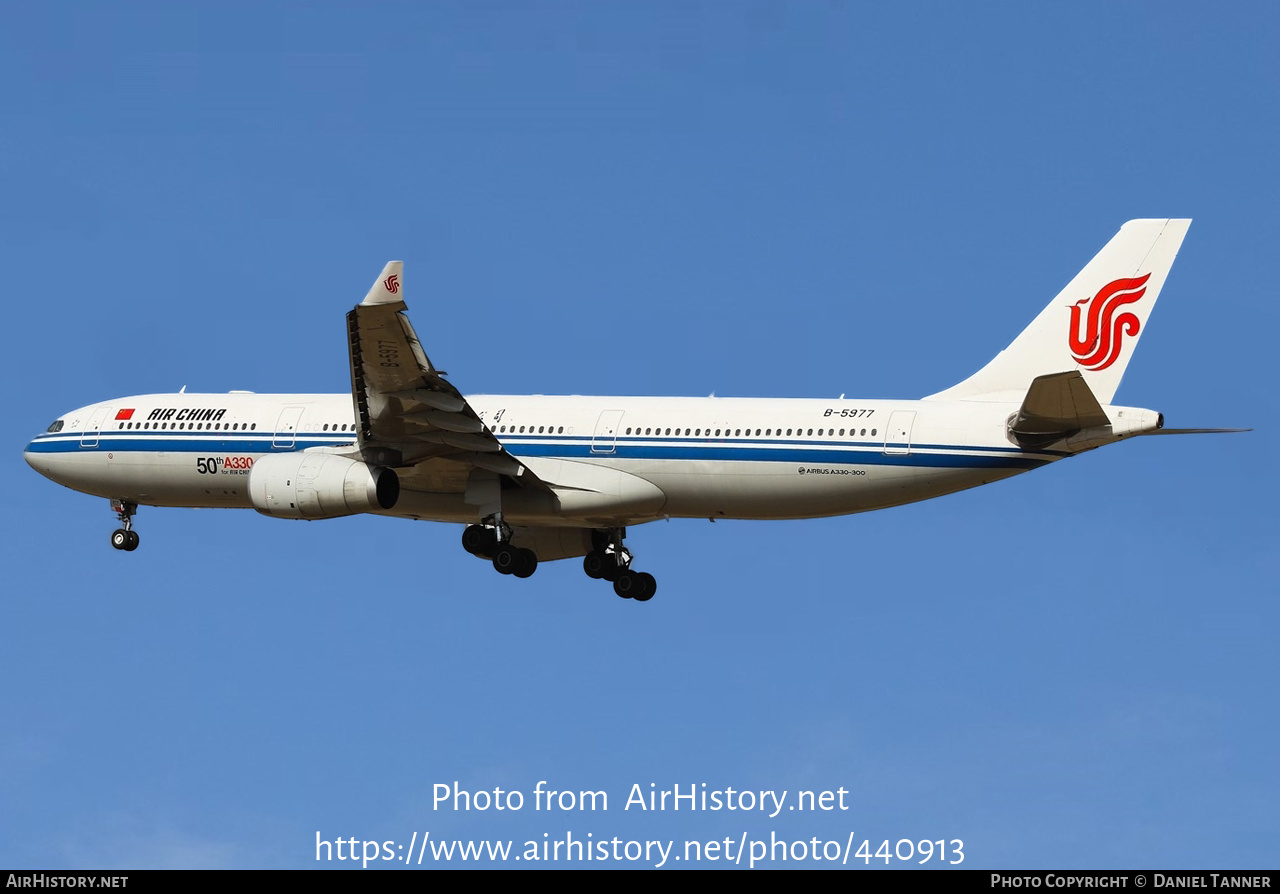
left=248, top=453, right=399, bottom=519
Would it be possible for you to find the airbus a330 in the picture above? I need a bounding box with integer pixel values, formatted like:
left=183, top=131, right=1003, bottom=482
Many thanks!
left=25, top=219, right=1241, bottom=601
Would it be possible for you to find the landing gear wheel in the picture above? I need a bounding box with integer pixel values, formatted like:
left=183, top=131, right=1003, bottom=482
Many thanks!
left=614, top=571, right=640, bottom=599
left=109, top=499, right=138, bottom=552
left=462, top=524, right=497, bottom=557
left=492, top=546, right=519, bottom=575
left=513, top=548, right=538, bottom=579
left=583, top=551, right=608, bottom=579
left=633, top=572, right=656, bottom=602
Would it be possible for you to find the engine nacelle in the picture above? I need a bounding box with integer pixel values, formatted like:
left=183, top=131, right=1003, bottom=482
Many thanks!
left=248, top=453, right=399, bottom=519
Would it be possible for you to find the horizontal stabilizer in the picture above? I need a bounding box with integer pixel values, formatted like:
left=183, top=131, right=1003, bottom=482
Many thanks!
left=1138, top=427, right=1251, bottom=436
left=1010, top=371, right=1109, bottom=447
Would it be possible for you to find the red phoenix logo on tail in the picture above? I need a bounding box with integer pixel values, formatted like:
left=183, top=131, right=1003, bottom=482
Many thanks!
left=383, top=273, right=400, bottom=294
left=1068, top=274, right=1150, bottom=371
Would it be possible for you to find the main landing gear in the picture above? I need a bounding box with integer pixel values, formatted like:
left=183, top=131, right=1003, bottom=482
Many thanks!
left=462, top=517, right=538, bottom=579
left=583, top=528, right=657, bottom=602
left=461, top=522, right=658, bottom=600
left=109, top=499, right=139, bottom=551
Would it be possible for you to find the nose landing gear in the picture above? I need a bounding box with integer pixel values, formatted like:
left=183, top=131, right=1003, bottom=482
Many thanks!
left=109, top=500, right=139, bottom=551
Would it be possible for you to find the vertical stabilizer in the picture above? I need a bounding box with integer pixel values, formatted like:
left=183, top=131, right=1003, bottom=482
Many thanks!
left=925, top=219, right=1191, bottom=404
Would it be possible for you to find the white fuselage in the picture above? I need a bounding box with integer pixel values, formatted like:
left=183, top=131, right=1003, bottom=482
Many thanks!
left=24, top=391, right=1073, bottom=527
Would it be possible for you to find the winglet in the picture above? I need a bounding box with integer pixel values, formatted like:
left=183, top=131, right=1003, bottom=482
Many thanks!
left=362, top=261, right=404, bottom=306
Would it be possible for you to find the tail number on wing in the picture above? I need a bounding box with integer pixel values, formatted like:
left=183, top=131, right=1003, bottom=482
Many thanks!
left=377, top=339, right=401, bottom=369
left=196, top=456, right=255, bottom=475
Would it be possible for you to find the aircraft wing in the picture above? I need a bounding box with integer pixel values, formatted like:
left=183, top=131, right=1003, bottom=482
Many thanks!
left=345, top=262, right=545, bottom=495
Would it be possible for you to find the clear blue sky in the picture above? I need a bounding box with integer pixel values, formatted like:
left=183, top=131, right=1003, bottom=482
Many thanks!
left=2, top=1, right=1275, bottom=869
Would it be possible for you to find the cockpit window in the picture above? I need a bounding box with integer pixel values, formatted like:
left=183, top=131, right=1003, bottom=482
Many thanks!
left=46, top=420, right=64, bottom=433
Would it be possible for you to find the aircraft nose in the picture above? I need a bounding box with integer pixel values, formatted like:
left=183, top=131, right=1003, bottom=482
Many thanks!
left=24, top=440, right=54, bottom=479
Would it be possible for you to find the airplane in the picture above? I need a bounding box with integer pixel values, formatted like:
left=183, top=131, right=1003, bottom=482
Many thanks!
left=24, top=219, right=1243, bottom=602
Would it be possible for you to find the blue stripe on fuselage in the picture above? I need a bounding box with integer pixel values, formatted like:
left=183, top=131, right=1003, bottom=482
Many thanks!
left=25, top=431, right=1055, bottom=470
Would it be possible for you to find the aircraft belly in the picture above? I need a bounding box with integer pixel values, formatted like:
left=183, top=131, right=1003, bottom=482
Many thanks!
left=381, top=452, right=1042, bottom=524
left=387, top=483, right=663, bottom=527
left=605, top=458, right=1026, bottom=520
left=110, top=450, right=254, bottom=507
left=383, top=490, right=483, bottom=523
